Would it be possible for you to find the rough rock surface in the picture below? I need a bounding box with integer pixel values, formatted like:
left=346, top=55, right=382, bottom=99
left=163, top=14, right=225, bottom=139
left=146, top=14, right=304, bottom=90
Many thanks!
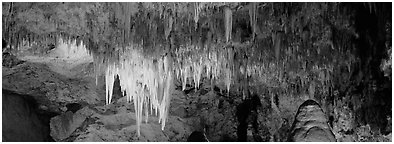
left=2, top=61, right=101, bottom=114
left=50, top=106, right=95, bottom=141
left=2, top=52, right=25, bottom=68
left=46, top=94, right=193, bottom=142
left=171, top=80, right=240, bottom=142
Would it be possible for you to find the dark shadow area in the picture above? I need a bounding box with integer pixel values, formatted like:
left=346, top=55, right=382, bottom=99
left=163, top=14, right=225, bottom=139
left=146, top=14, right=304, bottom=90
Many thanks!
left=2, top=89, right=58, bottom=142
left=236, top=93, right=262, bottom=142
left=187, top=131, right=209, bottom=142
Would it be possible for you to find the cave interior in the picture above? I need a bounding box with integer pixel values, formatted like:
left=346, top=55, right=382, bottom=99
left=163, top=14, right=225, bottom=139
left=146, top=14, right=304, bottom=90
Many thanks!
left=1, top=2, right=392, bottom=142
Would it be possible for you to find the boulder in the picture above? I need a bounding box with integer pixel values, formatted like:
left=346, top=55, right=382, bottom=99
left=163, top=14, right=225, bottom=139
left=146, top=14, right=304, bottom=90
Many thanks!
left=50, top=107, right=94, bottom=141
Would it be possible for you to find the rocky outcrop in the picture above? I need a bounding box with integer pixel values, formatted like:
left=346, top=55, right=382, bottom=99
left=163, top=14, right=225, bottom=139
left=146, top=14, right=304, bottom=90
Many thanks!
left=288, top=99, right=336, bottom=142
left=2, top=52, right=25, bottom=68
left=2, top=62, right=101, bottom=114
left=50, top=106, right=95, bottom=141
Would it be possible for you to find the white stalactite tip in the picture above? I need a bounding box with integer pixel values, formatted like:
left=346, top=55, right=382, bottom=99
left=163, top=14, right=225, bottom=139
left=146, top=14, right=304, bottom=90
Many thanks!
left=101, top=45, right=173, bottom=137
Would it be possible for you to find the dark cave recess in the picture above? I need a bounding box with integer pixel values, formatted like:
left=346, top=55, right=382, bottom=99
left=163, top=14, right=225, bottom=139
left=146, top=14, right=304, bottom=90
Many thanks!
left=2, top=89, right=58, bottom=142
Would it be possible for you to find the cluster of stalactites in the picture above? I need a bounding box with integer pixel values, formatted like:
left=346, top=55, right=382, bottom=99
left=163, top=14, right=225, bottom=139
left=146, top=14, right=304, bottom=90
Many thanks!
left=173, top=44, right=271, bottom=96
left=98, top=44, right=173, bottom=137
left=172, top=43, right=337, bottom=99
left=174, top=44, right=232, bottom=93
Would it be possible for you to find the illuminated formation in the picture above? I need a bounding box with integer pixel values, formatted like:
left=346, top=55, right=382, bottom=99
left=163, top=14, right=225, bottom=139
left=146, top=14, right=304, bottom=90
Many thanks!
left=97, top=44, right=173, bottom=137
left=97, top=43, right=261, bottom=137
left=173, top=44, right=235, bottom=93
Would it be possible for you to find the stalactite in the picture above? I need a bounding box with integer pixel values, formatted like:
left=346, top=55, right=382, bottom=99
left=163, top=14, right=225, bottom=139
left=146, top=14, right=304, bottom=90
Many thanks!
left=165, top=15, right=173, bottom=40
left=105, top=63, right=117, bottom=105
left=249, top=2, right=257, bottom=41
left=99, top=44, right=174, bottom=137
left=224, top=6, right=232, bottom=43
left=194, top=2, right=202, bottom=29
